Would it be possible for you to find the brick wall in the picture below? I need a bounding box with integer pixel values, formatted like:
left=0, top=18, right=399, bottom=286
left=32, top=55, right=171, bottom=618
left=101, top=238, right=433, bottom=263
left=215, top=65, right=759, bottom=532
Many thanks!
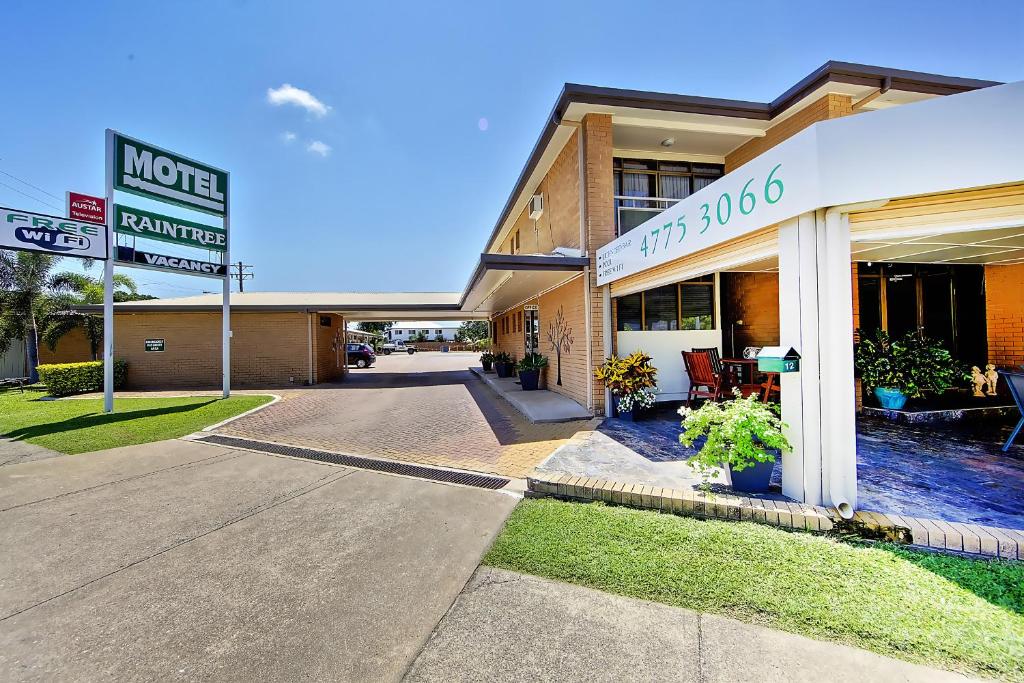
left=38, top=327, right=94, bottom=365
left=725, top=94, right=853, bottom=172
left=721, top=272, right=780, bottom=351
left=314, top=313, right=345, bottom=382
left=985, top=263, right=1024, bottom=370
left=501, top=129, right=581, bottom=255
left=539, top=278, right=588, bottom=406
left=583, top=113, right=615, bottom=414
left=489, top=277, right=590, bottom=408
left=112, top=311, right=310, bottom=388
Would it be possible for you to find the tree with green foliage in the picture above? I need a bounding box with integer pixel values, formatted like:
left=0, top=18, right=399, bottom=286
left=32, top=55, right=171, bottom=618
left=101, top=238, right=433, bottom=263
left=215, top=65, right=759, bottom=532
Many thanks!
left=457, top=320, right=488, bottom=343
left=0, top=251, right=86, bottom=382
left=356, top=321, right=393, bottom=336
left=41, top=272, right=144, bottom=360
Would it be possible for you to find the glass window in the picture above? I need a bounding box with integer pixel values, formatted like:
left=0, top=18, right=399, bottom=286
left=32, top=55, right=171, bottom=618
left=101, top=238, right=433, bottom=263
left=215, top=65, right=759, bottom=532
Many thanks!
left=616, top=294, right=642, bottom=331
left=659, top=174, right=691, bottom=200
left=621, top=159, right=657, bottom=170
left=680, top=281, right=714, bottom=330
left=644, top=285, right=679, bottom=331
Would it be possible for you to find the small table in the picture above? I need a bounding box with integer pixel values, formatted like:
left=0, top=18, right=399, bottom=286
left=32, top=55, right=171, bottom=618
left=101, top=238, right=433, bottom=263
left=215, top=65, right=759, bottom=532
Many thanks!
left=721, top=358, right=761, bottom=398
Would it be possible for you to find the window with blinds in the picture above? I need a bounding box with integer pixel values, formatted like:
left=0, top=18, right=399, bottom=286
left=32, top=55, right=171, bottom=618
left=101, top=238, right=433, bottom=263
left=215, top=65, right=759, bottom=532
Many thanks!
left=615, top=276, right=715, bottom=331
left=616, top=294, right=642, bottom=331
left=643, top=285, right=678, bottom=331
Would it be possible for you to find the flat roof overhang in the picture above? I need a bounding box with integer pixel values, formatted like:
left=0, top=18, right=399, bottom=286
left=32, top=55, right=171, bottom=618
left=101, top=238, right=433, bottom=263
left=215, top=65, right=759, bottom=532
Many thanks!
left=76, top=291, right=487, bottom=321
left=460, top=253, right=590, bottom=315
left=479, top=62, right=1001, bottom=261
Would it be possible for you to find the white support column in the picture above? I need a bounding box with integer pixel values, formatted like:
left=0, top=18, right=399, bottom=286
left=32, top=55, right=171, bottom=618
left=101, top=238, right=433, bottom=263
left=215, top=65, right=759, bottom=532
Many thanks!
left=819, top=210, right=857, bottom=515
left=777, top=210, right=857, bottom=517
left=777, top=212, right=822, bottom=505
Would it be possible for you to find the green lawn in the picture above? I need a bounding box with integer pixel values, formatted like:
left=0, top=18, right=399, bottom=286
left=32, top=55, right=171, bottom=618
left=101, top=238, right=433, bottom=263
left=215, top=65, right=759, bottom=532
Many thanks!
left=485, top=498, right=1024, bottom=681
left=0, top=389, right=272, bottom=454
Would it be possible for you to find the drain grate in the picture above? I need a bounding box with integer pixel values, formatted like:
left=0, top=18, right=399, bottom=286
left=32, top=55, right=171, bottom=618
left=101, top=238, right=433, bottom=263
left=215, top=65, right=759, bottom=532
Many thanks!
left=197, top=434, right=511, bottom=490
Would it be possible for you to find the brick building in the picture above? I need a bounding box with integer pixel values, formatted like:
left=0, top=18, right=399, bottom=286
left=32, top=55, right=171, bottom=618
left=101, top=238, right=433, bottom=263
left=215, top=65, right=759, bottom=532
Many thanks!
left=48, top=61, right=1023, bottom=515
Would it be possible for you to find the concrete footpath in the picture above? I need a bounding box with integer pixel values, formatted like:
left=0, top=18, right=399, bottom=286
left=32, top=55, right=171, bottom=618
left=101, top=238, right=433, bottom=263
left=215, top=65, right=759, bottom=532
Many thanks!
left=0, top=437, right=979, bottom=681
left=0, top=439, right=519, bottom=681
left=406, top=567, right=976, bottom=683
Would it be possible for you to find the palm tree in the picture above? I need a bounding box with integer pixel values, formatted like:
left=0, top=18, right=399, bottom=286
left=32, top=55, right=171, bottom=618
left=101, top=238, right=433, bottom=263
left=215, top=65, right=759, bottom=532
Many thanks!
left=0, top=251, right=84, bottom=382
left=41, top=272, right=140, bottom=360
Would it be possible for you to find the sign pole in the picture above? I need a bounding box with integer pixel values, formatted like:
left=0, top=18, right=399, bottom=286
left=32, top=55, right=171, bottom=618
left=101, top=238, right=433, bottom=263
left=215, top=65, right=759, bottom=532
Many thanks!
left=222, top=171, right=231, bottom=399
left=103, top=129, right=115, bottom=413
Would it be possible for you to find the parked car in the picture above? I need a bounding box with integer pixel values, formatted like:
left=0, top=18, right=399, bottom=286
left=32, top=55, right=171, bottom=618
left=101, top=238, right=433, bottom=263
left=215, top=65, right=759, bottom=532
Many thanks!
left=347, top=343, right=376, bottom=368
left=380, top=340, right=417, bottom=355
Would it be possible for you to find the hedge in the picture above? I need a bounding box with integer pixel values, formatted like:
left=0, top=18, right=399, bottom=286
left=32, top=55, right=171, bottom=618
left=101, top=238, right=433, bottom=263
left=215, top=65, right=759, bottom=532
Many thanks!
left=36, top=360, right=128, bottom=397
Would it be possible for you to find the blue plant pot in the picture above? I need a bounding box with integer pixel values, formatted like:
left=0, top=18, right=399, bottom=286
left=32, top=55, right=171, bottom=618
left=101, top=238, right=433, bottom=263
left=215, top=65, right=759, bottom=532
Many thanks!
left=874, top=387, right=908, bottom=410
left=729, top=458, right=775, bottom=493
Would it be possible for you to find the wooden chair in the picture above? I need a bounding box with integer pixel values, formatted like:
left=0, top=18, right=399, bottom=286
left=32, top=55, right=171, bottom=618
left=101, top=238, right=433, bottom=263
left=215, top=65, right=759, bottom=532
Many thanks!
left=691, top=347, right=723, bottom=376
left=760, top=372, right=780, bottom=403
left=681, top=350, right=726, bottom=406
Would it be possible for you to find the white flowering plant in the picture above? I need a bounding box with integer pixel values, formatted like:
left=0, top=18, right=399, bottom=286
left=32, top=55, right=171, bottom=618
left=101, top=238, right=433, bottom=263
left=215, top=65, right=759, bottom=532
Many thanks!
left=616, top=387, right=657, bottom=413
left=678, top=388, right=790, bottom=487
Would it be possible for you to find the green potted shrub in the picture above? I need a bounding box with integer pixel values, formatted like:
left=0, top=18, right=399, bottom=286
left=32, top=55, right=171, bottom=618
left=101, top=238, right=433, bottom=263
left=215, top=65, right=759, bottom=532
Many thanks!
left=480, top=351, right=496, bottom=372
left=679, top=389, right=790, bottom=493
left=493, top=351, right=516, bottom=378
left=854, top=329, right=965, bottom=410
left=593, top=351, right=658, bottom=420
left=516, top=352, right=548, bottom=391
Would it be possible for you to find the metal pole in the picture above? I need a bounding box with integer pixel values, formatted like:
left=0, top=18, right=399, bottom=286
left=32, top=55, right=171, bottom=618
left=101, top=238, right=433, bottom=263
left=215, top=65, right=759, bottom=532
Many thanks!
left=222, top=172, right=231, bottom=399
left=103, top=129, right=115, bottom=413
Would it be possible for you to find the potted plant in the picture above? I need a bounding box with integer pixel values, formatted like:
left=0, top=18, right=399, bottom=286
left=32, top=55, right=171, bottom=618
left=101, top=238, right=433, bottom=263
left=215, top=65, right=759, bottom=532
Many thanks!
left=594, top=351, right=658, bottom=420
left=679, top=389, right=790, bottom=493
left=854, top=329, right=965, bottom=410
left=493, top=351, right=516, bottom=378
left=516, top=352, right=548, bottom=391
left=480, top=351, right=495, bottom=372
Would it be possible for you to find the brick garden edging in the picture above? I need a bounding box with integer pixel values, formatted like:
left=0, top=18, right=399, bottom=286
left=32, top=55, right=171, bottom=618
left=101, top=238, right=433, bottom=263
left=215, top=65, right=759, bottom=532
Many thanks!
left=527, top=471, right=1023, bottom=561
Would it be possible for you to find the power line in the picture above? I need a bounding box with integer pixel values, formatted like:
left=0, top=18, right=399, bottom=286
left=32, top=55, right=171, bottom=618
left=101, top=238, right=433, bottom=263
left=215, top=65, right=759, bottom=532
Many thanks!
left=230, top=261, right=254, bottom=292
left=0, top=168, right=63, bottom=201
left=0, top=180, right=63, bottom=212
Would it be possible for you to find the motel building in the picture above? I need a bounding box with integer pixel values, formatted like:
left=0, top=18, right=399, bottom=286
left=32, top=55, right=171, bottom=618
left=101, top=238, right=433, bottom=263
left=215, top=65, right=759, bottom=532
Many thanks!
left=46, top=62, right=1024, bottom=516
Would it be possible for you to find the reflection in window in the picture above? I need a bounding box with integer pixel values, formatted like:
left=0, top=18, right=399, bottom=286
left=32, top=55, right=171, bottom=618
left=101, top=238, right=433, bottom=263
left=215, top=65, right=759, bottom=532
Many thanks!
left=617, top=294, right=642, bottom=331
left=680, top=281, right=714, bottom=330
left=644, top=285, right=678, bottom=331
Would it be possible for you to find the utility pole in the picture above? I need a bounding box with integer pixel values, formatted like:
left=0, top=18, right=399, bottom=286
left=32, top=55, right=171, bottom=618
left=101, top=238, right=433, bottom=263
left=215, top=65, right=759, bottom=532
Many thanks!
left=230, top=261, right=254, bottom=292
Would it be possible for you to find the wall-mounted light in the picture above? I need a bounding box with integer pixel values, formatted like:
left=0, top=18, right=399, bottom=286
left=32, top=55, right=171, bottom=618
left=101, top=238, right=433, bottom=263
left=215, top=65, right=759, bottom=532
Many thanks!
left=660, top=137, right=675, bottom=147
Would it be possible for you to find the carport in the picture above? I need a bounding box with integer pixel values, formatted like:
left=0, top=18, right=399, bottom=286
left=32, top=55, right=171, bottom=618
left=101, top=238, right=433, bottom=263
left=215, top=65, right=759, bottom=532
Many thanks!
left=67, top=292, right=487, bottom=389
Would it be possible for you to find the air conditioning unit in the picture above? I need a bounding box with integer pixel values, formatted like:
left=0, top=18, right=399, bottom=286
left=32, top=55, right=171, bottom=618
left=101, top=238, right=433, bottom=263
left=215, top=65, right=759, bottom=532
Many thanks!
left=529, top=194, right=544, bottom=220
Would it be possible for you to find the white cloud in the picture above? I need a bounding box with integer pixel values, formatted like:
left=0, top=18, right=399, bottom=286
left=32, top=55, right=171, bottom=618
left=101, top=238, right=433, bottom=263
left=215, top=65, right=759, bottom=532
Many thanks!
left=281, top=131, right=297, bottom=143
left=306, top=140, right=332, bottom=157
left=266, top=84, right=331, bottom=117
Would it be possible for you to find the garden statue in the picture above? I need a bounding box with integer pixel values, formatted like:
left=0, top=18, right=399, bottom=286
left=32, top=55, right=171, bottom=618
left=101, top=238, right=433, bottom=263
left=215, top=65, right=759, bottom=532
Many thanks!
left=971, top=366, right=986, bottom=397
left=985, top=364, right=1000, bottom=396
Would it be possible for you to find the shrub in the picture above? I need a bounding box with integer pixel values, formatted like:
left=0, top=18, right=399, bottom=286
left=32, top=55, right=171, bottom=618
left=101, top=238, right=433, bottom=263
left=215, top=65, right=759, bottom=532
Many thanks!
left=516, top=352, right=548, bottom=372
left=36, top=360, right=128, bottom=397
left=854, top=329, right=967, bottom=397
left=679, top=389, right=790, bottom=487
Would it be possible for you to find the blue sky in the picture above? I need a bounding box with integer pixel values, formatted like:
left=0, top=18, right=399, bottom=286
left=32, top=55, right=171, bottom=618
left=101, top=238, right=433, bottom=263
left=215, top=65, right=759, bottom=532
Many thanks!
left=3, top=0, right=1022, bottom=298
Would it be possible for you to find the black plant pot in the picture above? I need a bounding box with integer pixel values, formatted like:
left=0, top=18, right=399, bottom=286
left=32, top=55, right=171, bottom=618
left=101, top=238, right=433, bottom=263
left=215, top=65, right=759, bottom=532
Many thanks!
left=495, top=361, right=515, bottom=378
left=482, top=360, right=493, bottom=372
left=729, top=459, right=775, bottom=493
left=518, top=369, right=540, bottom=391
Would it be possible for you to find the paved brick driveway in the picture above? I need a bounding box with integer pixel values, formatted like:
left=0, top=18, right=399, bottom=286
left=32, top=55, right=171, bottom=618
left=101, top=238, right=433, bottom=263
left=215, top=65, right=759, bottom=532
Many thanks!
left=218, top=352, right=600, bottom=478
